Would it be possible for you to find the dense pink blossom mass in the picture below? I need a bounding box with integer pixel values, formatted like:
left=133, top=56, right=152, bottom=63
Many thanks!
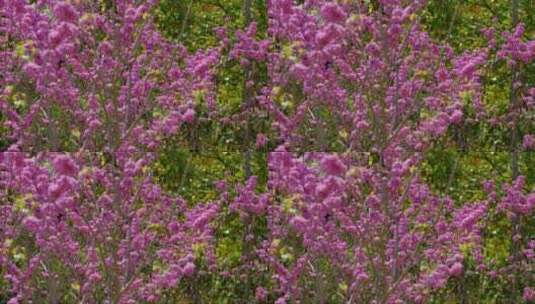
left=0, top=0, right=534, bottom=303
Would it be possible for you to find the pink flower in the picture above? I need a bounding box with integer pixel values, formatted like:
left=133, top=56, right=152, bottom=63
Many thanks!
left=523, top=134, right=535, bottom=150
left=315, top=24, right=344, bottom=47
left=48, top=30, right=63, bottom=46
left=449, top=110, right=463, bottom=124
left=22, top=62, right=41, bottom=79
left=89, top=272, right=102, bottom=282
left=193, top=59, right=211, bottom=76
left=7, top=297, right=19, bottom=304
left=356, top=272, right=369, bottom=282
left=54, top=2, right=78, bottom=23
left=459, top=61, right=478, bottom=78
left=255, top=287, right=267, bottom=302
left=278, top=0, right=293, bottom=15
left=356, top=120, right=369, bottom=129
left=182, top=262, right=195, bottom=277
left=320, top=155, right=346, bottom=176
left=98, top=41, right=113, bottom=56
left=320, top=3, right=346, bottom=23
left=524, top=287, right=535, bottom=302
left=290, top=63, right=308, bottom=80
left=22, top=216, right=41, bottom=233
left=53, top=155, right=78, bottom=176
left=256, top=133, right=267, bottom=148
left=275, top=298, right=287, bottom=304
left=449, top=262, right=463, bottom=277
left=290, top=216, right=308, bottom=232
left=182, top=109, right=196, bottom=123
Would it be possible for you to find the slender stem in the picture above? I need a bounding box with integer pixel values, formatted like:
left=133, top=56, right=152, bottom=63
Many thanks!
left=180, top=0, right=194, bottom=39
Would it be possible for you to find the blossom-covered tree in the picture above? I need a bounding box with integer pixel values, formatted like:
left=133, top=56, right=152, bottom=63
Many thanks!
left=1, top=0, right=534, bottom=303
left=1, top=1, right=221, bottom=302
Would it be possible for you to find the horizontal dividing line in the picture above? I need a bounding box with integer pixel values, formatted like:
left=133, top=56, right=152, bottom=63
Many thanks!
left=0, top=150, right=270, bottom=154
left=1, top=150, right=534, bottom=154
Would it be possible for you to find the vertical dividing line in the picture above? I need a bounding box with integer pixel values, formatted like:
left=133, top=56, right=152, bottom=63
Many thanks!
left=243, top=0, right=253, bottom=179
left=241, top=1, right=254, bottom=301
left=511, top=0, right=519, bottom=180
left=509, top=0, right=520, bottom=302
